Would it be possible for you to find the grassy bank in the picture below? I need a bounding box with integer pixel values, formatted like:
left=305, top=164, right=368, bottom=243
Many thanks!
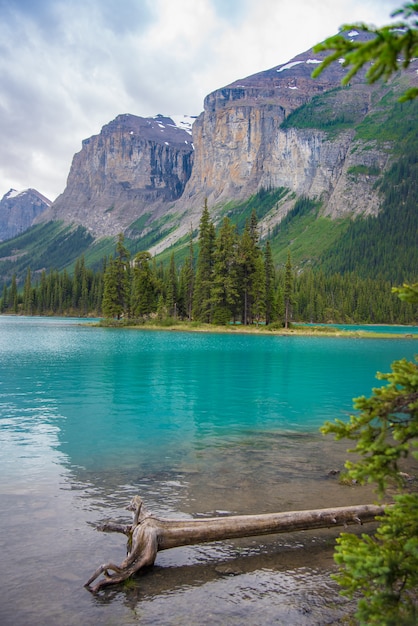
left=93, top=318, right=418, bottom=339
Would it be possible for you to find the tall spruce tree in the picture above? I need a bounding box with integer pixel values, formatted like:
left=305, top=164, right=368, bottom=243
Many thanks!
left=211, top=217, right=239, bottom=325
left=178, top=228, right=195, bottom=320
left=251, top=254, right=266, bottom=325
left=165, top=253, right=178, bottom=318
left=78, top=257, right=89, bottom=315
left=60, top=269, right=72, bottom=313
left=283, top=250, right=293, bottom=328
left=131, top=251, right=156, bottom=317
left=9, top=273, right=18, bottom=313
left=237, top=210, right=262, bottom=325
left=102, top=234, right=131, bottom=319
left=0, top=284, right=7, bottom=313
left=23, top=267, right=34, bottom=315
left=264, top=240, right=276, bottom=325
left=102, top=257, right=122, bottom=319
left=192, top=200, right=215, bottom=322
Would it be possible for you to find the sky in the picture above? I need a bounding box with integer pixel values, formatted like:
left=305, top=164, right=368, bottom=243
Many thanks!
left=0, top=0, right=402, bottom=201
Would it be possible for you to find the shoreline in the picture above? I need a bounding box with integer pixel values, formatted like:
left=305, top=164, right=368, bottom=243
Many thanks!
left=2, top=313, right=416, bottom=338
left=93, top=320, right=418, bottom=339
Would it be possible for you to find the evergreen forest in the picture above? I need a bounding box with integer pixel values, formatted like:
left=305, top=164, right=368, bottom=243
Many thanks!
left=1, top=203, right=416, bottom=326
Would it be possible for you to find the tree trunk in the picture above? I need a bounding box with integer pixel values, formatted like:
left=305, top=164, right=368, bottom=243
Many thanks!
left=85, top=495, right=386, bottom=593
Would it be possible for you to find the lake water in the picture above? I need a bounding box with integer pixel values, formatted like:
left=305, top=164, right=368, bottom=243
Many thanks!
left=1, top=316, right=417, bottom=625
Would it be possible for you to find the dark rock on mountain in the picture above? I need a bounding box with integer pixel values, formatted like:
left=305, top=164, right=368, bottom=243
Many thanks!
left=0, top=188, right=51, bottom=241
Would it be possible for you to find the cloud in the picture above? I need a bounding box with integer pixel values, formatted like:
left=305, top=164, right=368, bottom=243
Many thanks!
left=0, top=0, right=402, bottom=201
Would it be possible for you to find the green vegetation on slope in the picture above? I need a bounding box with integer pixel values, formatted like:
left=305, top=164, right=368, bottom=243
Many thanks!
left=5, top=211, right=415, bottom=326
left=355, top=91, right=418, bottom=143
left=0, top=222, right=94, bottom=283
left=320, top=108, right=418, bottom=281
left=67, top=236, right=115, bottom=273
left=219, top=188, right=289, bottom=232
left=280, top=74, right=416, bottom=142
left=126, top=214, right=178, bottom=254
left=268, top=197, right=350, bottom=267
left=280, top=86, right=374, bottom=138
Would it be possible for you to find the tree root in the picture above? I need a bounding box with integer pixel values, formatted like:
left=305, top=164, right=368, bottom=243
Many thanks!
left=85, top=495, right=386, bottom=593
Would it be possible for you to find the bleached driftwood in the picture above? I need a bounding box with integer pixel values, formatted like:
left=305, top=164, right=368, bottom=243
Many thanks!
left=85, top=495, right=385, bottom=592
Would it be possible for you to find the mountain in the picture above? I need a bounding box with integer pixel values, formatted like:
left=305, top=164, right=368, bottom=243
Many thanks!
left=36, top=30, right=418, bottom=250
left=38, top=114, right=196, bottom=237
left=40, top=31, right=383, bottom=241
left=1, top=30, right=418, bottom=284
left=0, top=188, right=51, bottom=242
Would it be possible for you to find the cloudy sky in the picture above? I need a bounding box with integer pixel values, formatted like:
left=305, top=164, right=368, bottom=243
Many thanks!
left=0, top=0, right=402, bottom=201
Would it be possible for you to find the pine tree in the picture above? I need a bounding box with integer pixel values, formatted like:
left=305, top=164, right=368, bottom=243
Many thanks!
left=211, top=217, right=240, bottom=325
left=60, top=269, right=72, bottom=313
left=52, top=272, right=61, bottom=314
left=251, top=253, right=266, bottom=325
left=165, top=253, right=178, bottom=318
left=102, top=234, right=131, bottom=319
left=9, top=274, right=18, bottom=313
left=36, top=271, right=46, bottom=313
left=23, top=267, right=34, bottom=315
left=79, top=257, right=89, bottom=316
left=178, top=228, right=195, bottom=321
left=131, top=251, right=156, bottom=317
left=91, top=270, right=104, bottom=316
left=237, top=210, right=262, bottom=325
left=313, top=3, right=418, bottom=102
left=284, top=250, right=293, bottom=328
left=0, top=284, right=7, bottom=313
left=102, top=257, right=120, bottom=319
left=321, top=353, right=418, bottom=625
left=264, top=241, right=276, bottom=325
left=192, top=200, right=215, bottom=322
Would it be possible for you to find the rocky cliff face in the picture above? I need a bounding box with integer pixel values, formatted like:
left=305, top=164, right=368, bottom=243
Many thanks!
left=0, top=188, right=51, bottom=241
left=40, top=31, right=418, bottom=249
left=186, top=45, right=349, bottom=206
left=40, top=114, right=195, bottom=236
left=177, top=33, right=391, bottom=222
left=147, top=31, right=406, bottom=249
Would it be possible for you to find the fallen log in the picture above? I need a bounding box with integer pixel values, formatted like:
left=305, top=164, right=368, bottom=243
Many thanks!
left=85, top=495, right=386, bottom=592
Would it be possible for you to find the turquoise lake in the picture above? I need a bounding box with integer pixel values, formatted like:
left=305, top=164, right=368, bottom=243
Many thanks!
left=1, top=316, right=417, bottom=625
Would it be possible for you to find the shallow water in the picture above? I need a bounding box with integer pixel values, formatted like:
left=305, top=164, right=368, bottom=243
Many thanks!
left=1, top=317, right=417, bottom=625
left=298, top=322, right=418, bottom=335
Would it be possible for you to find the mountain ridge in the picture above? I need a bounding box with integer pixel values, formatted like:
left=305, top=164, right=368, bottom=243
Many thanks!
left=36, top=113, right=196, bottom=237
left=39, top=29, right=417, bottom=246
left=0, top=188, right=51, bottom=242
left=0, top=29, right=417, bottom=285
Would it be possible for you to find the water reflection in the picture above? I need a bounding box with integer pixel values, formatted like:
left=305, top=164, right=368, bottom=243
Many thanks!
left=54, top=330, right=414, bottom=473
left=92, top=538, right=358, bottom=626
left=1, top=318, right=417, bottom=625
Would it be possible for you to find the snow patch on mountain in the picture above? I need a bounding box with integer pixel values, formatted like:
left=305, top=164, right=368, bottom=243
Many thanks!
left=168, top=115, right=197, bottom=135
left=5, top=188, right=21, bottom=199
left=277, top=61, right=303, bottom=73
